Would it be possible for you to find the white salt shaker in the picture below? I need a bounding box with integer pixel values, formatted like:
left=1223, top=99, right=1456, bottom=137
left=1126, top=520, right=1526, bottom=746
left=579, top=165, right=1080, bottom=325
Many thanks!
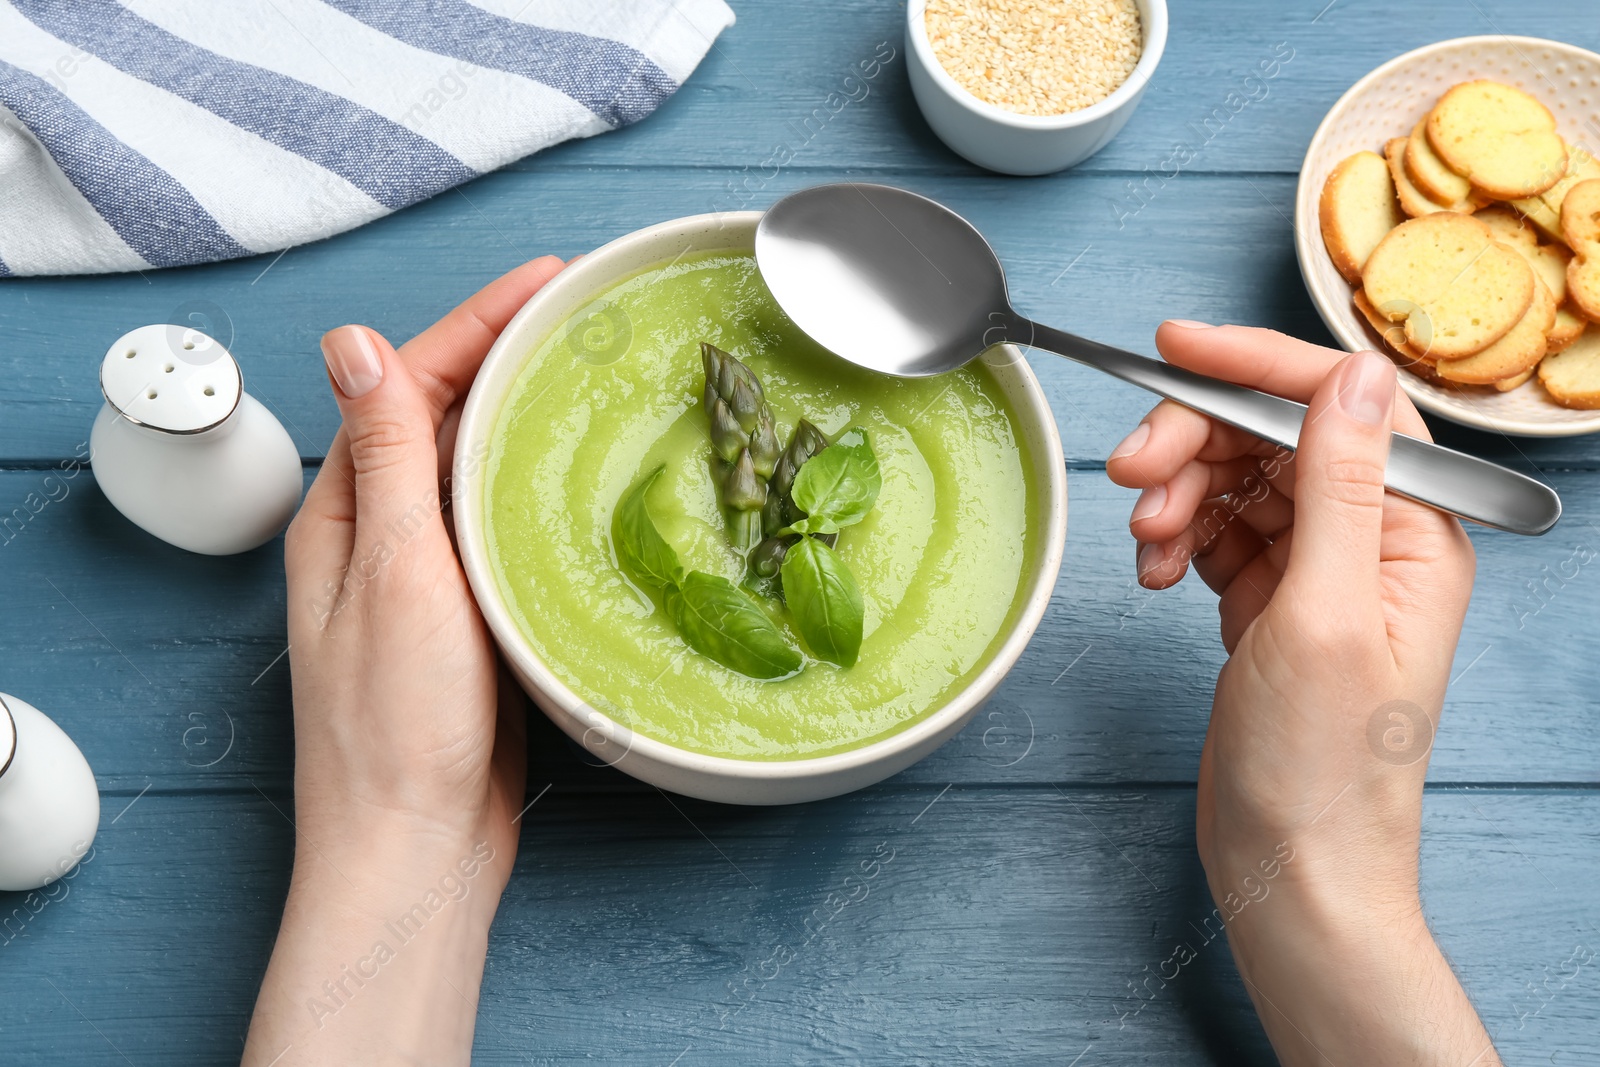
left=91, top=325, right=303, bottom=555
left=0, top=693, right=99, bottom=891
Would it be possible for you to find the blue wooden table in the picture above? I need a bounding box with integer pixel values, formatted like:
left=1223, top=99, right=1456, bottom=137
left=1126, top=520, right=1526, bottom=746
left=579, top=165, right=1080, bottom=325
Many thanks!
left=3, top=2, right=1598, bottom=1063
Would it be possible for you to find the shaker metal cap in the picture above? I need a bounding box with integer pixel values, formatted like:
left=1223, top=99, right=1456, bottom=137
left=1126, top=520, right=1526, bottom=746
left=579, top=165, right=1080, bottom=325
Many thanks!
left=0, top=695, right=15, bottom=780
left=100, top=324, right=243, bottom=435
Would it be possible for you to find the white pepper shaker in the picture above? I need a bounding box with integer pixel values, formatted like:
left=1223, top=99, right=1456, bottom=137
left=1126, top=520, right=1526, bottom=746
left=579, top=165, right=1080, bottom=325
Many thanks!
left=90, top=325, right=303, bottom=555
left=0, top=693, right=99, bottom=891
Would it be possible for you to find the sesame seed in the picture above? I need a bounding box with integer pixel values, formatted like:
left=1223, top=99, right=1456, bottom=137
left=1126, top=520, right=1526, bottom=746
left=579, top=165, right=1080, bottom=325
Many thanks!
left=925, top=0, right=1144, bottom=117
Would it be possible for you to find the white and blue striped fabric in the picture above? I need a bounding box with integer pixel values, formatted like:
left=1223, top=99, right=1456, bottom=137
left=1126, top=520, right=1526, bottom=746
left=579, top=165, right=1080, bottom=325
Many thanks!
left=0, top=0, right=734, bottom=277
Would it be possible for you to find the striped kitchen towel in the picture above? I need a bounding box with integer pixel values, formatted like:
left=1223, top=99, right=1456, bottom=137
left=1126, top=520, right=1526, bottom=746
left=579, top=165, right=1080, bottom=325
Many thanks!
left=0, top=0, right=734, bottom=277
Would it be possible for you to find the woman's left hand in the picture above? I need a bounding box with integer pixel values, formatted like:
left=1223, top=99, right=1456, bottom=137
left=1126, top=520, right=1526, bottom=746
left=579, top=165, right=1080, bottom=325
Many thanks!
left=244, top=255, right=566, bottom=1067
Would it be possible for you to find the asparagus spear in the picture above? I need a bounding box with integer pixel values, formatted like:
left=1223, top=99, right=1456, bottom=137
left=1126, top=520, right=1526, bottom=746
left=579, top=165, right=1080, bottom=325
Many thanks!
left=748, top=533, right=798, bottom=585
left=700, top=343, right=779, bottom=554
left=749, top=418, right=835, bottom=587
left=762, top=418, right=828, bottom=536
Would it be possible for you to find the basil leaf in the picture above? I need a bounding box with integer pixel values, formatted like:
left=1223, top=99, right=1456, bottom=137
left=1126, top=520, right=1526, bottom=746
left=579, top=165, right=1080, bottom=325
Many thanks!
left=780, top=537, right=864, bottom=668
left=666, top=571, right=802, bottom=680
left=789, top=427, right=880, bottom=531
left=613, top=466, right=682, bottom=590
left=779, top=514, right=840, bottom=537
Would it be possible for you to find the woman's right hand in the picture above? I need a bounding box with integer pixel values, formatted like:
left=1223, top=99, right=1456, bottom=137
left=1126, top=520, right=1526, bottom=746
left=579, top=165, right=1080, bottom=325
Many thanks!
left=1107, top=323, right=1496, bottom=1066
left=243, top=256, right=566, bottom=1067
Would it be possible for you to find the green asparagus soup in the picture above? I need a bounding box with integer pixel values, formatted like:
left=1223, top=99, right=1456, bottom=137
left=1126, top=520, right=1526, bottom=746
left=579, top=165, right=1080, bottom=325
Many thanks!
left=485, top=252, right=1036, bottom=761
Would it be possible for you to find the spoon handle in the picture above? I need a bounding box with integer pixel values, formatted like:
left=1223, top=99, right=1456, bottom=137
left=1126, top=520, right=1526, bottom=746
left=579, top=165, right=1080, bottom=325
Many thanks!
left=1019, top=322, right=1561, bottom=536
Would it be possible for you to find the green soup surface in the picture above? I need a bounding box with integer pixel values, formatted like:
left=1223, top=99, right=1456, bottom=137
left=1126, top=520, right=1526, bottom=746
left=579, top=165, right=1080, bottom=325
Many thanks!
left=485, top=252, right=1037, bottom=760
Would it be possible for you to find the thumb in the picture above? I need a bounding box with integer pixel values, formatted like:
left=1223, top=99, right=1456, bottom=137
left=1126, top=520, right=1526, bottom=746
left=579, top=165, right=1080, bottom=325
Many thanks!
left=321, top=324, right=446, bottom=554
left=1282, top=350, right=1398, bottom=607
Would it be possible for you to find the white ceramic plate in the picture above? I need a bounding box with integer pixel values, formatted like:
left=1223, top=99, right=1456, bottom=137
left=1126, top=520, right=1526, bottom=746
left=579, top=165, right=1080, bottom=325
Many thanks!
left=1294, top=35, right=1600, bottom=437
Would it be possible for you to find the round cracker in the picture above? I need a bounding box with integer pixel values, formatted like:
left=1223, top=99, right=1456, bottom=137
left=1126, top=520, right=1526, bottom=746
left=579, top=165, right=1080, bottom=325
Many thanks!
left=1362, top=213, right=1535, bottom=358
left=1528, top=243, right=1587, bottom=350
left=1493, top=368, right=1534, bottom=391
left=1482, top=218, right=1588, bottom=351
left=1405, top=118, right=1474, bottom=206
left=1386, top=137, right=1479, bottom=217
left=1353, top=289, right=1439, bottom=380
left=1427, top=80, right=1567, bottom=199
left=1475, top=206, right=1538, bottom=249
left=1549, top=310, right=1587, bottom=352
left=1561, top=178, right=1600, bottom=321
left=1319, top=151, right=1404, bottom=284
left=1539, top=329, right=1600, bottom=408
left=1434, top=271, right=1555, bottom=384
left=1512, top=144, right=1600, bottom=244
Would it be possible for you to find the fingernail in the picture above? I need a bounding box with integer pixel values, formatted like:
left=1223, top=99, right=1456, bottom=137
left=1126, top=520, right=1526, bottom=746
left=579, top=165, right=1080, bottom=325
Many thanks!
left=1110, top=421, right=1151, bottom=461
left=1131, top=484, right=1167, bottom=524
left=1164, top=319, right=1214, bottom=330
left=322, top=326, right=383, bottom=399
left=1137, top=542, right=1164, bottom=578
left=1337, top=351, right=1396, bottom=426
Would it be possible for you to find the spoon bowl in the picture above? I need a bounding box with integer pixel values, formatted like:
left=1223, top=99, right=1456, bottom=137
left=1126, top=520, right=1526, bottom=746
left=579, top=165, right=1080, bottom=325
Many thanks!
left=755, top=183, right=1562, bottom=536
left=755, top=186, right=1007, bottom=376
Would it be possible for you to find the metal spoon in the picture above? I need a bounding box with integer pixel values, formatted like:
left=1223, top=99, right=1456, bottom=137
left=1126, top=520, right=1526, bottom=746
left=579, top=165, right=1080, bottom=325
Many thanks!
left=754, top=183, right=1561, bottom=536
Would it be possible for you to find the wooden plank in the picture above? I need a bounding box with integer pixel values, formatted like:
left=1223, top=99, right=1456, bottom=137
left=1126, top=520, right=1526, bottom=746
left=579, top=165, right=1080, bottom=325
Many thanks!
left=3, top=167, right=1596, bottom=469
left=2, top=468, right=1595, bottom=792
left=517, top=0, right=1595, bottom=177
left=0, top=787, right=1593, bottom=1065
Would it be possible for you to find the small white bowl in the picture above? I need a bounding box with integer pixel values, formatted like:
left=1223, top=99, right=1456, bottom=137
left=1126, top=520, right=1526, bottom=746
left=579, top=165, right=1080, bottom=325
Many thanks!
left=1295, top=35, right=1600, bottom=437
left=453, top=213, right=1068, bottom=806
left=905, top=0, right=1167, bottom=176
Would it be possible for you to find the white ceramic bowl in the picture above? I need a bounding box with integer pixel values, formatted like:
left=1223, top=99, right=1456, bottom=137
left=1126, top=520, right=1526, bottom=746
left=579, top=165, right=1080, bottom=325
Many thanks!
left=905, top=0, right=1167, bottom=176
left=1295, top=36, right=1600, bottom=437
left=453, top=213, right=1068, bottom=806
